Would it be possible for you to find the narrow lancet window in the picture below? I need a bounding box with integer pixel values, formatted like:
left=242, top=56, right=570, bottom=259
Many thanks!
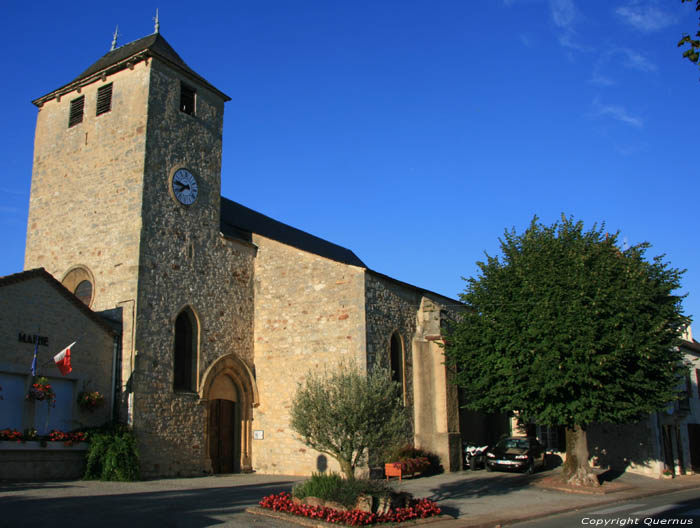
left=174, top=308, right=197, bottom=391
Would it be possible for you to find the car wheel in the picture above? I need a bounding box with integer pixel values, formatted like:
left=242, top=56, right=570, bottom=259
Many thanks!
left=526, top=460, right=535, bottom=475
left=485, top=463, right=493, bottom=472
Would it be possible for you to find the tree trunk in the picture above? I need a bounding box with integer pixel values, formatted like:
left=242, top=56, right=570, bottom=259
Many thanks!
left=338, top=458, right=355, bottom=480
left=563, top=425, right=599, bottom=487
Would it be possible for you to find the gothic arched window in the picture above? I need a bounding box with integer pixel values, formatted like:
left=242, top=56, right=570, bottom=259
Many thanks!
left=390, top=331, right=405, bottom=399
left=174, top=308, right=197, bottom=391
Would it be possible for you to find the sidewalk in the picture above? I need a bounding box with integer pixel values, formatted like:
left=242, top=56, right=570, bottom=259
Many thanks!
left=393, top=468, right=700, bottom=527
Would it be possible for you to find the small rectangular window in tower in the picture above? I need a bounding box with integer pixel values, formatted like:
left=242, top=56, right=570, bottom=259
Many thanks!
left=96, top=83, right=113, bottom=116
left=68, top=95, right=85, bottom=127
left=180, top=83, right=195, bottom=115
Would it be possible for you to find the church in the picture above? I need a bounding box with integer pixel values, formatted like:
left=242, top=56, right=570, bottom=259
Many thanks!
left=9, top=28, right=466, bottom=477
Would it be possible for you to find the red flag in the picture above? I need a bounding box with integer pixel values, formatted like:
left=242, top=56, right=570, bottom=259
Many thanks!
left=53, top=342, right=74, bottom=376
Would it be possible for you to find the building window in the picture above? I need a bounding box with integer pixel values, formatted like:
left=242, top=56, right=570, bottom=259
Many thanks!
left=96, top=83, right=113, bottom=116
left=174, top=308, right=197, bottom=391
left=61, top=266, right=94, bottom=307
left=696, top=369, right=700, bottom=399
left=68, top=95, right=85, bottom=127
left=389, top=332, right=405, bottom=400
left=180, top=83, right=195, bottom=115
left=73, top=280, right=93, bottom=306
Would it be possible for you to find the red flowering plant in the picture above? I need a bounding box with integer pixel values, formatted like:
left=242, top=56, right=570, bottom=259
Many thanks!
left=0, top=429, right=24, bottom=442
left=26, top=377, right=56, bottom=407
left=0, top=428, right=38, bottom=442
left=77, top=391, right=105, bottom=411
left=48, top=429, right=88, bottom=446
left=259, top=492, right=441, bottom=526
left=1, top=428, right=88, bottom=445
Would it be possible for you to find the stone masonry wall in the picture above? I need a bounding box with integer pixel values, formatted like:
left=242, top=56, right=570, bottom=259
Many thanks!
left=131, top=59, right=255, bottom=478
left=252, top=236, right=366, bottom=475
left=365, top=272, right=464, bottom=471
left=0, top=276, right=115, bottom=431
left=25, top=61, right=151, bottom=414
left=364, top=273, right=421, bottom=417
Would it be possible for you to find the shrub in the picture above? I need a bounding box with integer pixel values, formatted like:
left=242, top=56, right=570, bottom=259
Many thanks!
left=291, top=363, right=410, bottom=479
left=84, top=424, right=139, bottom=481
left=293, top=472, right=392, bottom=508
left=384, top=445, right=442, bottom=475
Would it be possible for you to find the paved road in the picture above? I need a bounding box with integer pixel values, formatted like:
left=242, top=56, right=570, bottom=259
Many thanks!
left=2, top=469, right=699, bottom=528
left=512, top=488, right=700, bottom=527
left=0, top=474, right=304, bottom=528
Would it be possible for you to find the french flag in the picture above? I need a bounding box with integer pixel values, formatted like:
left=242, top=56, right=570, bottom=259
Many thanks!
left=53, top=342, right=75, bottom=376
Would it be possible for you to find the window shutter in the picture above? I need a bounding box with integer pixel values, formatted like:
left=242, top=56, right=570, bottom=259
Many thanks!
left=68, top=96, right=85, bottom=127
left=96, top=83, right=113, bottom=116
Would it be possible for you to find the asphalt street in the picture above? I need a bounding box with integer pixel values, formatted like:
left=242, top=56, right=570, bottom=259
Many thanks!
left=512, top=488, right=700, bottom=527
left=0, top=474, right=303, bottom=528
left=2, top=469, right=699, bottom=527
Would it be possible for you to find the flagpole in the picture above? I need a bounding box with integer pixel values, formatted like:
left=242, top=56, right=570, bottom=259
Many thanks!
left=31, top=326, right=40, bottom=377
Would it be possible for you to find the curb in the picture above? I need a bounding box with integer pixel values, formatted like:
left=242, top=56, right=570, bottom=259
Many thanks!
left=246, top=506, right=455, bottom=527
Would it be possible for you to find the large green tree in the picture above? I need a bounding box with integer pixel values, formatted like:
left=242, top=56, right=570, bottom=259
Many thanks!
left=290, top=363, right=409, bottom=479
left=679, top=0, right=700, bottom=69
left=445, top=216, right=689, bottom=486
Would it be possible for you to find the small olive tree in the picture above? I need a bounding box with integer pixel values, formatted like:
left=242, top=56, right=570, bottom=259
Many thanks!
left=290, top=363, right=410, bottom=480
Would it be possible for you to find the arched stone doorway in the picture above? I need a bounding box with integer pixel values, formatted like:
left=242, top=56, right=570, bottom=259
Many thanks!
left=199, top=354, right=259, bottom=473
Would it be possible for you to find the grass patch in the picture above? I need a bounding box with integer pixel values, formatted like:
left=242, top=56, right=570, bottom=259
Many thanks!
left=292, top=472, right=392, bottom=508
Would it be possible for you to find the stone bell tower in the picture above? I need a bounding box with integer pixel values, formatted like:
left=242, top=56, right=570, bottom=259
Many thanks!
left=25, top=28, right=257, bottom=476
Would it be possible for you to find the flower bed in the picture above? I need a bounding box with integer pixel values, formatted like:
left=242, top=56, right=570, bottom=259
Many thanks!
left=0, top=428, right=89, bottom=446
left=259, top=491, right=441, bottom=526
left=0, top=430, right=90, bottom=481
left=385, top=456, right=430, bottom=481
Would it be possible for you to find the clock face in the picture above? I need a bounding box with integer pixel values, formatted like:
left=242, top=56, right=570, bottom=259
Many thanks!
left=172, top=169, right=198, bottom=205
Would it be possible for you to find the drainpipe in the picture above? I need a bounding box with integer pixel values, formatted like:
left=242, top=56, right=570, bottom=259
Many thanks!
left=111, top=334, right=119, bottom=422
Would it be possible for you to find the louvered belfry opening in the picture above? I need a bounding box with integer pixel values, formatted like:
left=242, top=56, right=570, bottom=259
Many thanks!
left=96, top=83, right=113, bottom=116
left=180, top=83, right=195, bottom=115
left=68, top=95, right=85, bottom=127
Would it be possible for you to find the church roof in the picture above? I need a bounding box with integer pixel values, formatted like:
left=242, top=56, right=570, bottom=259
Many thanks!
left=33, top=33, right=230, bottom=106
left=220, top=197, right=367, bottom=268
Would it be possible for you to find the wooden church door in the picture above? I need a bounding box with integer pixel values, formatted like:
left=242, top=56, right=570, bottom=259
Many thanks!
left=209, top=399, right=240, bottom=473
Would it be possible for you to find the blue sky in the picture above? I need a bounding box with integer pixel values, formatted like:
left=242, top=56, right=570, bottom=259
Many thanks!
left=1, top=1, right=698, bottom=329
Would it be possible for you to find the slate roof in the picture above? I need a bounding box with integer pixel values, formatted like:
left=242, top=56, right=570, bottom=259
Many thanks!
left=220, top=197, right=367, bottom=268
left=34, top=33, right=229, bottom=106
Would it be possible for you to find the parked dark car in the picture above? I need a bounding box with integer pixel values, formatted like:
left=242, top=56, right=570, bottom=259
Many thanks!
left=485, top=436, right=547, bottom=474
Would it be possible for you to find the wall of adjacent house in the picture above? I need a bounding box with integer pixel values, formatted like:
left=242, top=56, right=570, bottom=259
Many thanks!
left=587, top=346, right=700, bottom=478
left=0, top=276, right=114, bottom=435
left=252, top=235, right=366, bottom=475
left=588, top=419, right=662, bottom=477
left=678, top=348, right=700, bottom=474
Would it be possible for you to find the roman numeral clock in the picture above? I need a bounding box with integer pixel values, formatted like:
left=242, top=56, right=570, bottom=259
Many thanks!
left=171, top=168, right=198, bottom=206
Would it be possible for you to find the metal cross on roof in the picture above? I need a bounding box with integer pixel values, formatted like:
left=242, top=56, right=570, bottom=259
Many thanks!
left=110, top=25, right=119, bottom=51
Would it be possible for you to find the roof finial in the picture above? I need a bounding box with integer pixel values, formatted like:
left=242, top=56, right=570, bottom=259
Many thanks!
left=154, top=9, right=160, bottom=34
left=110, top=25, right=119, bottom=51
